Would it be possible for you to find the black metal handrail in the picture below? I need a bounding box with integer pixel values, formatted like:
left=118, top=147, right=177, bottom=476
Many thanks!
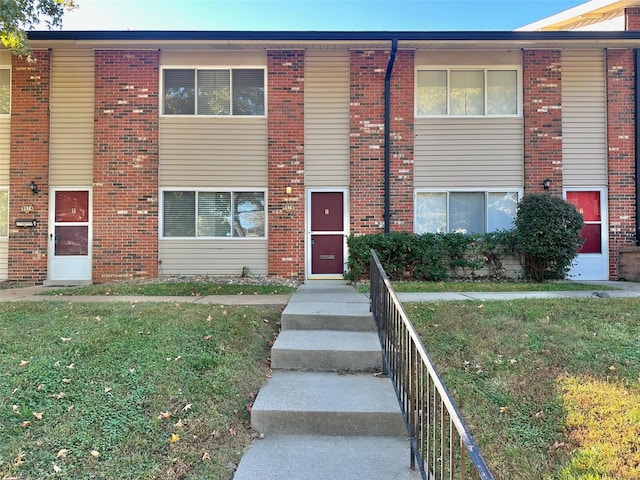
left=370, top=249, right=494, bottom=480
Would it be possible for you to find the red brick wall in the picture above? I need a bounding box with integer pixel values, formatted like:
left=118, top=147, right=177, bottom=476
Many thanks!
left=389, top=50, right=414, bottom=231
left=606, top=49, right=636, bottom=280
left=625, top=7, right=640, bottom=30
left=9, top=50, right=51, bottom=284
left=523, top=50, right=563, bottom=196
left=267, top=50, right=305, bottom=281
left=350, top=50, right=386, bottom=234
left=93, top=50, right=159, bottom=283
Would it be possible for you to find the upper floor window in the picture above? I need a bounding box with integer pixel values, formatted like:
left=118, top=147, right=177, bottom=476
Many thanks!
left=163, top=68, right=265, bottom=116
left=416, top=68, right=518, bottom=117
left=0, top=68, right=10, bottom=115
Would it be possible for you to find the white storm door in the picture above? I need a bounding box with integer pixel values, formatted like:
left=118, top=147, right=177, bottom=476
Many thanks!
left=49, top=190, right=92, bottom=281
left=565, top=189, right=608, bottom=281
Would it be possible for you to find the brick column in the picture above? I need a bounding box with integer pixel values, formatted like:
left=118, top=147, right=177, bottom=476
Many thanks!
left=9, top=50, right=51, bottom=284
left=523, top=50, right=563, bottom=196
left=389, top=50, right=414, bottom=231
left=350, top=50, right=386, bottom=234
left=267, top=50, right=305, bottom=281
left=625, top=7, right=640, bottom=30
left=93, top=50, right=159, bottom=283
left=606, top=49, right=636, bottom=280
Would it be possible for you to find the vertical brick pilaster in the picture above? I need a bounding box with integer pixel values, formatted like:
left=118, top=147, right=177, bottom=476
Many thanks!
left=267, top=50, right=305, bottom=281
left=350, top=50, right=386, bottom=234
left=389, top=50, right=414, bottom=232
left=523, top=50, right=563, bottom=196
left=93, top=50, right=159, bottom=283
left=625, top=7, right=640, bottom=30
left=606, top=49, right=636, bottom=280
left=9, top=50, right=51, bottom=284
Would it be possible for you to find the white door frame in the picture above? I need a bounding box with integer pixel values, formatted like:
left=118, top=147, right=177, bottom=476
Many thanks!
left=564, top=187, right=609, bottom=281
left=48, top=187, right=93, bottom=282
left=305, top=187, right=349, bottom=280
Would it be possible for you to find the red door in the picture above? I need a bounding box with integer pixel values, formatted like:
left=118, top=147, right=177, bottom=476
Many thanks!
left=311, top=192, right=344, bottom=275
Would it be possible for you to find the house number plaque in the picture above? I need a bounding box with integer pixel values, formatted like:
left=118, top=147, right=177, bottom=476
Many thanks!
left=325, top=209, right=330, bottom=215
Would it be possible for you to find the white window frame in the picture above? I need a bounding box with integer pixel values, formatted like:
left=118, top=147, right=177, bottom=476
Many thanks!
left=0, top=67, right=10, bottom=116
left=414, top=188, right=522, bottom=235
left=160, top=188, right=267, bottom=240
left=415, top=65, right=522, bottom=118
left=160, top=65, right=267, bottom=117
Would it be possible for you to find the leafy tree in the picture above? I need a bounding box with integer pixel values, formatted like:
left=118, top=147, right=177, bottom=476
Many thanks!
left=513, top=193, right=584, bottom=282
left=1, top=0, right=76, bottom=56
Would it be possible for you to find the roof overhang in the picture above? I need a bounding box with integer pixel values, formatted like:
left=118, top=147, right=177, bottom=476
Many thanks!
left=22, top=30, right=640, bottom=51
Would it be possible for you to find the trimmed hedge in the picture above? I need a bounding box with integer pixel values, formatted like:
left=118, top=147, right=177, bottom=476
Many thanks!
left=346, top=230, right=514, bottom=282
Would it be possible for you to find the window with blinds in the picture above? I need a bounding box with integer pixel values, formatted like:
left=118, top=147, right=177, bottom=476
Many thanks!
left=163, top=68, right=265, bottom=116
left=162, top=191, right=265, bottom=238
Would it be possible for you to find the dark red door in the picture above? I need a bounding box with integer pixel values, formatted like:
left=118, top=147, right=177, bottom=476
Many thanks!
left=311, top=192, right=344, bottom=275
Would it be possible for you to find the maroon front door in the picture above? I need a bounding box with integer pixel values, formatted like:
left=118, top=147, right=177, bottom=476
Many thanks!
left=311, top=192, right=344, bottom=275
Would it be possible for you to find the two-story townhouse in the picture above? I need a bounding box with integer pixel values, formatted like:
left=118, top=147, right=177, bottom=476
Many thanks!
left=1, top=3, right=640, bottom=284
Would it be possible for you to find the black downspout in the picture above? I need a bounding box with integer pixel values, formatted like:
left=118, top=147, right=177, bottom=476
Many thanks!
left=635, top=49, right=640, bottom=245
left=384, top=39, right=398, bottom=234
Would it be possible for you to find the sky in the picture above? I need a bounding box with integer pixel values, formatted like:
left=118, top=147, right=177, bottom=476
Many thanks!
left=58, top=0, right=588, bottom=31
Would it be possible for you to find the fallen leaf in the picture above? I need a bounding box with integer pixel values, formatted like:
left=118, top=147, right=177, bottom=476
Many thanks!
left=499, top=406, right=509, bottom=413
left=159, top=411, right=171, bottom=420
left=12, top=405, right=19, bottom=413
left=206, top=315, right=212, bottom=322
left=90, top=450, right=100, bottom=458
left=19, top=360, right=29, bottom=367
left=174, top=419, right=184, bottom=427
left=182, top=403, right=192, bottom=412
left=56, top=449, right=68, bottom=458
left=228, top=428, right=237, bottom=436
left=62, top=378, right=72, bottom=384
left=60, top=337, right=72, bottom=342
left=203, top=335, right=213, bottom=341
left=53, top=464, right=62, bottom=473
left=95, top=315, right=101, bottom=321
left=20, top=421, right=31, bottom=428
left=168, top=433, right=180, bottom=444
left=67, top=363, right=75, bottom=369
left=246, top=403, right=253, bottom=414
left=14, top=453, right=26, bottom=466
left=37, top=384, right=45, bottom=390
left=33, top=412, right=43, bottom=420
left=609, top=365, right=616, bottom=371
left=104, top=387, right=112, bottom=393
left=54, top=361, right=61, bottom=368
left=509, top=359, right=518, bottom=364
left=535, top=410, right=545, bottom=419
left=552, top=440, right=566, bottom=450
left=202, top=452, right=211, bottom=461
left=51, top=392, right=65, bottom=400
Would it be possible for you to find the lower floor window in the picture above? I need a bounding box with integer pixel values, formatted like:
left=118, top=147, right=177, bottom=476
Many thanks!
left=0, top=190, right=7, bottom=237
left=163, top=190, right=265, bottom=238
left=415, top=190, right=518, bottom=234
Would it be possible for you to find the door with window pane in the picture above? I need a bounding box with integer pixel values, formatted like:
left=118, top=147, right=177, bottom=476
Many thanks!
left=49, top=190, right=92, bottom=281
left=565, top=189, right=608, bottom=280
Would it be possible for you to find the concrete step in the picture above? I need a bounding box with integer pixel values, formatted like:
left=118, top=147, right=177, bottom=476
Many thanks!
left=251, top=371, right=406, bottom=437
left=271, top=330, right=382, bottom=371
left=233, top=434, right=421, bottom=480
left=281, top=301, right=376, bottom=331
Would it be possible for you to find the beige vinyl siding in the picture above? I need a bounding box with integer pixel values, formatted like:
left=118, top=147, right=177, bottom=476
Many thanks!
left=159, top=239, right=267, bottom=275
left=562, top=49, right=607, bottom=186
left=49, top=49, right=94, bottom=187
left=304, top=50, right=349, bottom=186
left=160, top=50, right=266, bottom=67
left=414, top=118, right=523, bottom=188
left=159, top=117, right=267, bottom=187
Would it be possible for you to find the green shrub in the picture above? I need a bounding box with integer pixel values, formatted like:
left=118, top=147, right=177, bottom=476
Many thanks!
left=513, top=193, right=583, bottom=282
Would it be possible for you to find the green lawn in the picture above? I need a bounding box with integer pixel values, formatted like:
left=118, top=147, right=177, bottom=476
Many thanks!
left=40, top=282, right=297, bottom=297
left=0, top=301, right=281, bottom=479
left=409, top=298, right=640, bottom=480
left=357, top=280, right=619, bottom=293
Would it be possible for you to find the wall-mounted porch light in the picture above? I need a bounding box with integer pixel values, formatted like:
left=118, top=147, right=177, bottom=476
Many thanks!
left=542, top=178, right=552, bottom=191
left=29, top=181, right=40, bottom=195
